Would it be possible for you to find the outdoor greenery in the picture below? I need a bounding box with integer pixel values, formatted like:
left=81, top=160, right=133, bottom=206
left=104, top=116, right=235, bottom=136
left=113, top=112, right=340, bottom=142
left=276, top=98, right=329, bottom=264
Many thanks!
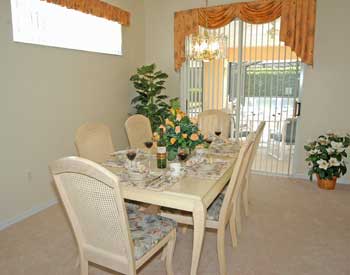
left=304, top=133, right=350, bottom=180
left=186, top=64, right=300, bottom=101
left=244, top=67, right=300, bottom=98
left=130, top=64, right=172, bottom=131
left=154, top=99, right=204, bottom=161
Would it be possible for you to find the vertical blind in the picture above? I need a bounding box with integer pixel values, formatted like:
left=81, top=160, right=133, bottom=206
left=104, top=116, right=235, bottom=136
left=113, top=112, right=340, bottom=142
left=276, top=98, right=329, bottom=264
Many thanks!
left=181, top=17, right=302, bottom=175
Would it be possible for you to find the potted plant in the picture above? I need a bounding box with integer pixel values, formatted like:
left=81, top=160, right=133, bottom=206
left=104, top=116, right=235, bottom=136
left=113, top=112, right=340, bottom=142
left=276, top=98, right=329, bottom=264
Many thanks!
left=130, top=64, right=172, bottom=131
left=304, top=132, right=350, bottom=190
left=154, top=99, right=204, bottom=161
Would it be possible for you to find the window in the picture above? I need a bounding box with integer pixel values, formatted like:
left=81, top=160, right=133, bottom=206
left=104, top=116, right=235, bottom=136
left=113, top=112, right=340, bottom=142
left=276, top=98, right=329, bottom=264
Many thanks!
left=10, top=0, right=122, bottom=56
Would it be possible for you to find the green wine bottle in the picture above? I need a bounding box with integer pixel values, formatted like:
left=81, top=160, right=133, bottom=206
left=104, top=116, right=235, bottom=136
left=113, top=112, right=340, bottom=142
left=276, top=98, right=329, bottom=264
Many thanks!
left=157, top=128, right=167, bottom=169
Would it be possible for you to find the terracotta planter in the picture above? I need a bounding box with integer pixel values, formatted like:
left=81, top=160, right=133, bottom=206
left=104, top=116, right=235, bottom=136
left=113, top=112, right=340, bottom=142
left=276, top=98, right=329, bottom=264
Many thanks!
left=316, top=175, right=337, bottom=190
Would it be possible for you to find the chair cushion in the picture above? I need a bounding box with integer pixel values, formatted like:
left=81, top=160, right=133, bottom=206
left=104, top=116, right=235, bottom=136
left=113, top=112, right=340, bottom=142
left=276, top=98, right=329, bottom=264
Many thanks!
left=125, top=201, right=141, bottom=211
left=161, top=191, right=226, bottom=222
left=127, top=207, right=176, bottom=260
left=207, top=193, right=225, bottom=221
left=270, top=132, right=283, bottom=142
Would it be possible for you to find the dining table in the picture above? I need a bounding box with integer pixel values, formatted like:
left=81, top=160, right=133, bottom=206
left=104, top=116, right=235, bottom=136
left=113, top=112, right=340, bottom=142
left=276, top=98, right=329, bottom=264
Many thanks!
left=103, top=142, right=240, bottom=275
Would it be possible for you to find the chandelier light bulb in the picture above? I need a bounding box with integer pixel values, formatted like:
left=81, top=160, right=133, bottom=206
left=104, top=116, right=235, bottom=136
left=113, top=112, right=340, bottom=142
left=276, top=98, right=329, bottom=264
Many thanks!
left=187, top=30, right=226, bottom=62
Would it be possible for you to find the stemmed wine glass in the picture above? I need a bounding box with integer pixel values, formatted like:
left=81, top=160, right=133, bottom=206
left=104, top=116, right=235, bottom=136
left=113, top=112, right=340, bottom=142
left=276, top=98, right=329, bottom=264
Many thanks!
left=205, top=136, right=213, bottom=147
left=177, top=147, right=189, bottom=163
left=205, top=136, right=214, bottom=162
left=126, top=148, right=137, bottom=169
left=214, top=128, right=222, bottom=138
left=144, top=141, right=153, bottom=170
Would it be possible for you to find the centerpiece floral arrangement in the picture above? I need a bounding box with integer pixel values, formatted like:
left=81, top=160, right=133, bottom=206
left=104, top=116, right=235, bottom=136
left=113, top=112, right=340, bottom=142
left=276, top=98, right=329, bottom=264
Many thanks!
left=304, top=132, right=350, bottom=189
left=154, top=99, right=204, bottom=160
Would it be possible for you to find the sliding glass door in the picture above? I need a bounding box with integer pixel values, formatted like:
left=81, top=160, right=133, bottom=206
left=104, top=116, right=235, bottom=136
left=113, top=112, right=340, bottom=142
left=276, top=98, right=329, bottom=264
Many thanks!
left=181, top=18, right=302, bottom=175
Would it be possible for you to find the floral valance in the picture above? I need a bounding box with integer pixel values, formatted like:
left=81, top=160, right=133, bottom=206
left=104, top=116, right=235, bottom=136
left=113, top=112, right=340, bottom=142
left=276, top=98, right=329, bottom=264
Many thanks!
left=42, top=0, right=130, bottom=26
left=174, top=0, right=316, bottom=71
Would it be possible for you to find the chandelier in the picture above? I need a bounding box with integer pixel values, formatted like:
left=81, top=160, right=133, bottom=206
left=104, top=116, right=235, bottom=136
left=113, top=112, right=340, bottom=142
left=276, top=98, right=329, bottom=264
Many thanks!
left=187, top=0, right=227, bottom=62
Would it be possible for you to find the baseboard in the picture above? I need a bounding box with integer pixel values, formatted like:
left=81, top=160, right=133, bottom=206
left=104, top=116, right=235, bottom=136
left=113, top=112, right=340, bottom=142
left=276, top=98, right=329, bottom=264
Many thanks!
left=0, top=199, right=58, bottom=231
left=253, top=171, right=350, bottom=185
left=252, top=170, right=291, bottom=178
left=291, top=173, right=314, bottom=181
left=293, top=173, right=349, bottom=184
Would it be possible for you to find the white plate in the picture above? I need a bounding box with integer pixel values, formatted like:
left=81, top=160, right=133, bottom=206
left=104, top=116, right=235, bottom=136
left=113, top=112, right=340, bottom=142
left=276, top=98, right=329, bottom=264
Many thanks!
left=128, top=171, right=146, bottom=181
left=199, top=164, right=215, bottom=172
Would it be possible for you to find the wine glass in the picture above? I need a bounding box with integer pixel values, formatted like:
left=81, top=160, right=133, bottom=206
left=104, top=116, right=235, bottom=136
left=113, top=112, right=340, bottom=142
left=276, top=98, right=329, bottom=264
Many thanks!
left=205, top=137, right=213, bottom=148
left=214, top=128, right=222, bottom=138
left=205, top=137, right=214, bottom=161
left=177, top=147, right=189, bottom=163
left=144, top=141, right=153, bottom=170
left=126, top=148, right=137, bottom=169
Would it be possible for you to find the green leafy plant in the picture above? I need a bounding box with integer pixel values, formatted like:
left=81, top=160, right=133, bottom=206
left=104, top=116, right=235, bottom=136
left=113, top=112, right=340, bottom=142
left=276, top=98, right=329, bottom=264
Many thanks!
left=154, top=99, right=204, bottom=161
left=304, top=133, right=350, bottom=180
left=130, top=64, right=170, bottom=131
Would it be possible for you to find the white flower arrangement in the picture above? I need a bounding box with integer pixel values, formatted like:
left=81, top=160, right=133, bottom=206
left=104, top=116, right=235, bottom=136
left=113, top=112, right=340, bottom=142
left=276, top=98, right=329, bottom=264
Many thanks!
left=305, top=133, right=350, bottom=180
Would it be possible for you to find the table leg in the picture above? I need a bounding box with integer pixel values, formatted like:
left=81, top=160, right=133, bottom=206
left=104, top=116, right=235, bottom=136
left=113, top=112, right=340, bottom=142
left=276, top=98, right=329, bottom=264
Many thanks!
left=190, top=202, right=206, bottom=275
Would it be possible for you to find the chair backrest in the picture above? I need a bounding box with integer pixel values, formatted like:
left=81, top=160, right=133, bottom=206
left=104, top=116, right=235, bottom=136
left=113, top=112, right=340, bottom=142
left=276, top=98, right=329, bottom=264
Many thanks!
left=247, top=121, right=266, bottom=173
left=50, top=157, right=135, bottom=274
left=198, top=110, right=231, bottom=139
left=282, top=118, right=297, bottom=145
left=125, top=115, right=153, bottom=149
left=75, top=123, right=114, bottom=163
left=218, top=133, right=255, bottom=228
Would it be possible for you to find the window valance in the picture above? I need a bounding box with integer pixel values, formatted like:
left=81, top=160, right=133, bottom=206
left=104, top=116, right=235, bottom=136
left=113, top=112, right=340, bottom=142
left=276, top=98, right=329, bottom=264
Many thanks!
left=42, top=0, right=130, bottom=26
left=174, top=0, right=316, bottom=71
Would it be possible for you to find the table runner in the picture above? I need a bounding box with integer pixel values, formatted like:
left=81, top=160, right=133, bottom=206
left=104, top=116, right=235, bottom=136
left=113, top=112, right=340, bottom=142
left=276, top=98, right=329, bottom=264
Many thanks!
left=104, top=142, right=240, bottom=190
left=104, top=150, right=180, bottom=191
left=185, top=158, right=231, bottom=180
left=209, top=139, right=241, bottom=157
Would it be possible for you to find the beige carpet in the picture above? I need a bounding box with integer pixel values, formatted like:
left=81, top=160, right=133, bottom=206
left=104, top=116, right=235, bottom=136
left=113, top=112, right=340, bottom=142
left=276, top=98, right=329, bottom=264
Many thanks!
left=1, top=175, right=350, bottom=275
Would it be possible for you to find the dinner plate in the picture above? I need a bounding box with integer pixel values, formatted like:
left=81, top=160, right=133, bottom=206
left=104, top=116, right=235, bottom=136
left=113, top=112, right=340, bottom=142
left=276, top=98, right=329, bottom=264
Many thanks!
left=128, top=171, right=146, bottom=181
left=199, top=164, right=215, bottom=172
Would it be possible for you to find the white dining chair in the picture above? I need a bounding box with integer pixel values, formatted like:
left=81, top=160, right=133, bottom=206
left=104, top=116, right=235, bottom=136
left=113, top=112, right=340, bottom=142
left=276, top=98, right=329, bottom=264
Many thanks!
left=267, top=117, right=297, bottom=160
left=234, top=122, right=266, bottom=235
left=198, top=110, right=231, bottom=139
left=161, top=135, right=255, bottom=275
left=50, top=157, right=176, bottom=275
left=75, top=122, right=142, bottom=212
left=75, top=122, right=114, bottom=164
left=125, top=115, right=154, bottom=150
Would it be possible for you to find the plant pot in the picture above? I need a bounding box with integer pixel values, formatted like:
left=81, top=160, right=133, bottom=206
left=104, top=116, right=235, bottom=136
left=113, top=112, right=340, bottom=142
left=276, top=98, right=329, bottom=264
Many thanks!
left=316, top=175, right=337, bottom=190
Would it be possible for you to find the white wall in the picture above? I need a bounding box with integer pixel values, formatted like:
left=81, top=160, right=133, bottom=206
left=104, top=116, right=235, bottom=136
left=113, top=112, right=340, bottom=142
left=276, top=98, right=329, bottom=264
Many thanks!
left=0, top=0, right=145, bottom=227
left=145, top=0, right=350, bottom=182
left=293, top=0, right=350, bottom=182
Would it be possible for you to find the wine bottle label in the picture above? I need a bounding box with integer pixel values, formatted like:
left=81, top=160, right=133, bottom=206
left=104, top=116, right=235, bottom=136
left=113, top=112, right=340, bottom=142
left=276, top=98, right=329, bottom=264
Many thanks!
left=157, top=146, right=166, bottom=154
left=157, top=154, right=166, bottom=161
